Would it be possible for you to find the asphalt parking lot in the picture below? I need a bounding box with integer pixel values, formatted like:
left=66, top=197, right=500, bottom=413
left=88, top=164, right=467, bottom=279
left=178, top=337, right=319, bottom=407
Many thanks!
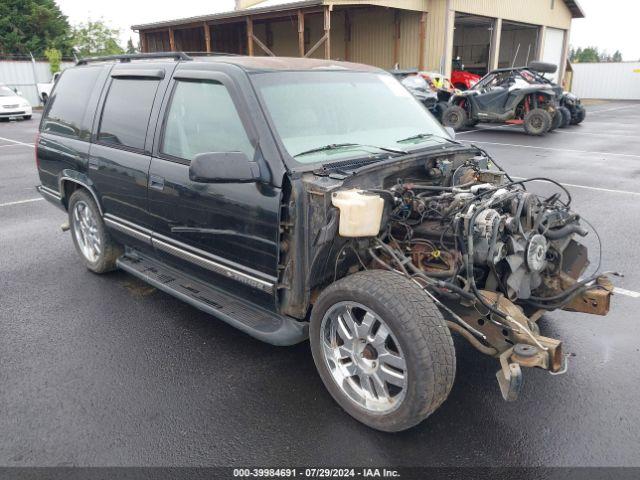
left=1, top=104, right=639, bottom=467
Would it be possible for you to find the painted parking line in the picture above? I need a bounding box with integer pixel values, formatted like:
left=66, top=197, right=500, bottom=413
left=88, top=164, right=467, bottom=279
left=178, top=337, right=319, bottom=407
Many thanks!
left=0, top=197, right=43, bottom=208
left=458, top=139, right=640, bottom=160
left=587, top=104, right=639, bottom=115
left=0, top=135, right=35, bottom=148
left=510, top=176, right=640, bottom=197
left=0, top=142, right=33, bottom=148
left=614, top=287, right=640, bottom=299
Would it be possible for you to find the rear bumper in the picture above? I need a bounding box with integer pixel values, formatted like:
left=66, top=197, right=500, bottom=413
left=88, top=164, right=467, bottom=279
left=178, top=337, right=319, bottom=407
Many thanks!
left=36, top=185, right=66, bottom=211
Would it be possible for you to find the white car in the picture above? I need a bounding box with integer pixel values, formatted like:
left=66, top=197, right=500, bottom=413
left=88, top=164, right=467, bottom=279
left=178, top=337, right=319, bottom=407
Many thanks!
left=0, top=85, right=32, bottom=120
left=37, top=71, right=61, bottom=104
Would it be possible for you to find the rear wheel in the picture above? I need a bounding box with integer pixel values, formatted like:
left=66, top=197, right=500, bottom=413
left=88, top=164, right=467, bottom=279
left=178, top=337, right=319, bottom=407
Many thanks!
left=523, top=108, right=552, bottom=136
left=548, top=109, right=562, bottom=131
left=571, top=106, right=586, bottom=125
left=310, top=270, right=456, bottom=432
left=68, top=189, right=122, bottom=273
left=558, top=106, right=571, bottom=128
left=442, top=105, right=468, bottom=131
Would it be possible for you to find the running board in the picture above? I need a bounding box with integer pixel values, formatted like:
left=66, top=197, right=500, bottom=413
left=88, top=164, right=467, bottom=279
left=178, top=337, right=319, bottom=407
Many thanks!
left=116, top=251, right=308, bottom=346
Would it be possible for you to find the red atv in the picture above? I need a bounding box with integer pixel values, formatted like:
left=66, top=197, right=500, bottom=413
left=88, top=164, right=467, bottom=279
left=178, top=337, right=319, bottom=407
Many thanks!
left=451, top=69, right=481, bottom=90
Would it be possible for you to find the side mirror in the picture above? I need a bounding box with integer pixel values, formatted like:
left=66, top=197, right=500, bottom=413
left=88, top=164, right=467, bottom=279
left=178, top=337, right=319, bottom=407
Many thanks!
left=444, top=127, right=456, bottom=140
left=13, top=88, right=22, bottom=95
left=189, top=152, right=261, bottom=183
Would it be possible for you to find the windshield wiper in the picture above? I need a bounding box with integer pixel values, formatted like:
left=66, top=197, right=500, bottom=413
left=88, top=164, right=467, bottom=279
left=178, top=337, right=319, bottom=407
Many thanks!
left=396, top=132, right=457, bottom=145
left=293, top=142, right=407, bottom=158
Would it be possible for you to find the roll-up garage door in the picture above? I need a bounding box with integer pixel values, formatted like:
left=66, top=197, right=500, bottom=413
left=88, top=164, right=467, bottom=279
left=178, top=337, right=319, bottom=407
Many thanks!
left=542, top=28, right=565, bottom=82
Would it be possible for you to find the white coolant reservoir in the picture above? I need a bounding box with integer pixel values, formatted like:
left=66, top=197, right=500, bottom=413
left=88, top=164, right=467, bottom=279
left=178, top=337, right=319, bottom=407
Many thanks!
left=331, top=189, right=384, bottom=237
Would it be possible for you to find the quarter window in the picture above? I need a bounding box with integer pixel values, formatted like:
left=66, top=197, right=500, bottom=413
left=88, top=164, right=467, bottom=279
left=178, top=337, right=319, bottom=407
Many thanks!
left=98, top=78, right=159, bottom=151
left=161, top=80, right=254, bottom=162
left=42, top=66, right=103, bottom=139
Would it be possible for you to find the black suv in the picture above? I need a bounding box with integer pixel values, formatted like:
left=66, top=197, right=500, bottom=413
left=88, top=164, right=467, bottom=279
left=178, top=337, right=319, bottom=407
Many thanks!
left=36, top=53, right=612, bottom=432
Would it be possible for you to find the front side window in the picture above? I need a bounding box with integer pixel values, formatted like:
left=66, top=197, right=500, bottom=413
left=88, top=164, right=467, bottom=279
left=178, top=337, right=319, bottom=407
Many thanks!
left=98, top=78, right=159, bottom=151
left=252, top=71, right=448, bottom=165
left=42, top=66, right=103, bottom=139
left=0, top=86, right=16, bottom=97
left=161, top=80, right=254, bottom=162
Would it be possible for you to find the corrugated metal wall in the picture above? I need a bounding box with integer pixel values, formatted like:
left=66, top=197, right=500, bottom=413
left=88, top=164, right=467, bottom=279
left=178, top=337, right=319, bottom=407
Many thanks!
left=0, top=61, right=74, bottom=106
left=328, top=0, right=428, bottom=12
left=571, top=62, right=640, bottom=100
left=452, top=0, right=572, bottom=29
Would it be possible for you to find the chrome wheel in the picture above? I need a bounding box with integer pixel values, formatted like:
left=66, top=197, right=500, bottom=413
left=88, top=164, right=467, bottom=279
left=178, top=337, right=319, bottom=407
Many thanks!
left=72, top=200, right=101, bottom=263
left=320, top=301, right=407, bottom=413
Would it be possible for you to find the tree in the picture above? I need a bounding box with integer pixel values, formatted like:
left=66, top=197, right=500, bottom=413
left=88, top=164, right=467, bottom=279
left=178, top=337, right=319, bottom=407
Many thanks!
left=612, top=50, right=623, bottom=62
left=44, top=48, right=62, bottom=74
left=72, top=19, right=124, bottom=58
left=126, top=38, right=138, bottom=54
left=0, top=0, right=72, bottom=56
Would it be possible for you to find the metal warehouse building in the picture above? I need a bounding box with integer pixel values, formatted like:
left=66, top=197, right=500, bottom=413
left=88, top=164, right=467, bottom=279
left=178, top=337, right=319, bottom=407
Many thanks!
left=132, top=0, right=583, bottom=83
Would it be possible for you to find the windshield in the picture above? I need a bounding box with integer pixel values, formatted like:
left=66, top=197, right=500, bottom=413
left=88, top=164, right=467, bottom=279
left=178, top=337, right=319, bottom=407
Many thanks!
left=0, top=86, right=16, bottom=97
left=251, top=71, right=449, bottom=164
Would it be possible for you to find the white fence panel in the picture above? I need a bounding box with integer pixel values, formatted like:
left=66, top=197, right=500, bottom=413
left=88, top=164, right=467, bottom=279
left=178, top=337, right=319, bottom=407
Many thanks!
left=0, top=61, right=74, bottom=106
left=571, top=62, right=640, bottom=100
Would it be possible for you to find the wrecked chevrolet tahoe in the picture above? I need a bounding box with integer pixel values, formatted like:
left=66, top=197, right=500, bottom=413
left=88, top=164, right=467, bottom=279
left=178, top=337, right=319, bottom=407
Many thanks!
left=36, top=53, right=614, bottom=432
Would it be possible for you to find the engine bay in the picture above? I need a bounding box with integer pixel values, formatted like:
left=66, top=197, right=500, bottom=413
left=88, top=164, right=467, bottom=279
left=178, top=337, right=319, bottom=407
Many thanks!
left=309, top=148, right=615, bottom=400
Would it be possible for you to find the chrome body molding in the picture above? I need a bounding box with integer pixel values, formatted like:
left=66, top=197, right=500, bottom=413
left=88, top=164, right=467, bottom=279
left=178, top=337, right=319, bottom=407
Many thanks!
left=103, top=214, right=275, bottom=294
left=104, top=216, right=152, bottom=245
left=38, top=185, right=61, bottom=199
left=152, top=238, right=274, bottom=294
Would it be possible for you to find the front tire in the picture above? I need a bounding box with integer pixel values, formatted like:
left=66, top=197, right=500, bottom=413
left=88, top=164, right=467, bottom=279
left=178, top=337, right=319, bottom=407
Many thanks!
left=442, top=105, right=468, bottom=131
left=548, top=109, right=562, bottom=131
left=310, top=270, right=456, bottom=432
left=22, top=115, right=32, bottom=120
left=68, top=189, right=122, bottom=273
left=523, top=108, right=552, bottom=136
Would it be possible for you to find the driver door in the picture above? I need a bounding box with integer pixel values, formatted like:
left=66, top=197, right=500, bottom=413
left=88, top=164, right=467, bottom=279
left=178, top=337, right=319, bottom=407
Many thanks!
left=147, top=66, right=281, bottom=292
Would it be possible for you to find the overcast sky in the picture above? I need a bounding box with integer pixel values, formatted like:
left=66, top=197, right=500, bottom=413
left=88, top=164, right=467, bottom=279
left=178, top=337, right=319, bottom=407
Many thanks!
left=57, top=0, right=639, bottom=61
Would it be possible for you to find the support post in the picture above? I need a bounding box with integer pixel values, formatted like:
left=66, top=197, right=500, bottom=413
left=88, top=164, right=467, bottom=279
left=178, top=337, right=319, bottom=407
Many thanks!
left=488, top=18, right=502, bottom=71
left=443, top=2, right=454, bottom=77
left=418, top=12, right=426, bottom=71
left=297, top=10, right=305, bottom=56
left=323, top=5, right=331, bottom=59
left=168, top=27, right=176, bottom=52
left=246, top=17, right=254, bottom=56
left=204, top=23, right=212, bottom=53
left=140, top=31, right=148, bottom=53
left=393, top=10, right=401, bottom=67
left=344, top=10, right=351, bottom=61
left=536, top=25, right=546, bottom=61
left=558, top=28, right=570, bottom=85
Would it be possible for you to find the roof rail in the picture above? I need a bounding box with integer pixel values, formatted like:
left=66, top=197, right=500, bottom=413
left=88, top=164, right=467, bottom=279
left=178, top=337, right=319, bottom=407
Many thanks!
left=185, top=51, right=240, bottom=57
left=76, top=52, right=192, bottom=66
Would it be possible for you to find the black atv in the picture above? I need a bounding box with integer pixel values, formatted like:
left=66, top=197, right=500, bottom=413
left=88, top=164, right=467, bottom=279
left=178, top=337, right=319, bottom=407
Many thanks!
left=514, top=62, right=586, bottom=126
left=442, top=64, right=562, bottom=136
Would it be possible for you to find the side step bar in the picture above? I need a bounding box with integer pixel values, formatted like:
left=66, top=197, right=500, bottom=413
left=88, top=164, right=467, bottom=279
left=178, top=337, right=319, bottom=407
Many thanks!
left=116, top=251, right=308, bottom=346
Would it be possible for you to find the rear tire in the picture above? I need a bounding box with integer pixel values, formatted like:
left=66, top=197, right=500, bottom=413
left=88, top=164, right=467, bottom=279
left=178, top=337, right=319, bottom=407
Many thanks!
left=571, top=106, right=586, bottom=125
left=523, top=108, right=552, bottom=136
left=433, top=101, right=449, bottom=122
left=549, top=109, right=562, bottom=131
left=442, top=105, right=468, bottom=131
left=68, top=189, right=122, bottom=274
left=310, top=270, right=456, bottom=432
left=558, top=107, right=571, bottom=128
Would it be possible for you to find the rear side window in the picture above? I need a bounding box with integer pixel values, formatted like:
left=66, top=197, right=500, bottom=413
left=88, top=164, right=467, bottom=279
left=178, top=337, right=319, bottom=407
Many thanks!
left=98, top=78, right=159, bottom=151
left=161, top=80, right=254, bottom=162
left=42, top=67, right=103, bottom=139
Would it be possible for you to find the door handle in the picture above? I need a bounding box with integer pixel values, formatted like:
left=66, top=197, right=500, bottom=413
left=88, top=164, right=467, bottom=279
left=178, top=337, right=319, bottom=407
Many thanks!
left=149, top=175, right=164, bottom=191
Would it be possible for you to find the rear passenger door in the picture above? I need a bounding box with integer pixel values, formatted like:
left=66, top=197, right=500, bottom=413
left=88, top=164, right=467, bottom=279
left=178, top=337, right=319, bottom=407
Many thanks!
left=89, top=62, right=173, bottom=228
left=147, top=66, right=281, bottom=287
